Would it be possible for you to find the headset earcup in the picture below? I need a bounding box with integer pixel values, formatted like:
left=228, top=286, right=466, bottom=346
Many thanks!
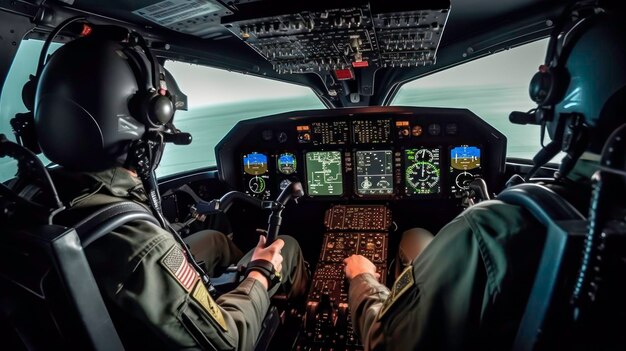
left=149, top=94, right=174, bottom=125
left=529, top=70, right=555, bottom=105
left=545, top=66, right=569, bottom=106
left=22, top=75, right=37, bottom=111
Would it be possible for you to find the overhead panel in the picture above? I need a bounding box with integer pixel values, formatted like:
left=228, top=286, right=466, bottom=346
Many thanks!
left=132, top=0, right=232, bottom=37
left=222, top=3, right=450, bottom=75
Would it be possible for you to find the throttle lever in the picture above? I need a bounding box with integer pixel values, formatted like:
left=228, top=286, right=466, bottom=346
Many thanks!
left=265, top=181, right=304, bottom=246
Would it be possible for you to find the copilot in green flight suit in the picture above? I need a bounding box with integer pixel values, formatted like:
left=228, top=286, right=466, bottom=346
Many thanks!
left=349, top=200, right=545, bottom=350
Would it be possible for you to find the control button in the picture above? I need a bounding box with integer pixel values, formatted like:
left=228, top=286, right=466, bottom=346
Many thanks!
left=277, top=131, right=288, bottom=143
left=428, top=123, right=441, bottom=136
left=445, top=123, right=458, bottom=135
left=412, top=125, right=423, bottom=137
left=261, top=129, right=273, bottom=141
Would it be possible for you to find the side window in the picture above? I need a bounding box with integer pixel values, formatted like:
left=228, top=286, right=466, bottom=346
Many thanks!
left=0, top=39, right=60, bottom=182
left=392, top=39, right=552, bottom=161
left=159, top=61, right=325, bottom=177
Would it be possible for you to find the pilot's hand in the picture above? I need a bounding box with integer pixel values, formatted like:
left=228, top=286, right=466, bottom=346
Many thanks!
left=344, top=255, right=380, bottom=281
left=249, top=235, right=284, bottom=289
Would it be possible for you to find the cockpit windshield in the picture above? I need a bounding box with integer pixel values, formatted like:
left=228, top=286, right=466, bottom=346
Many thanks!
left=158, top=61, right=325, bottom=177
left=392, top=39, right=550, bottom=161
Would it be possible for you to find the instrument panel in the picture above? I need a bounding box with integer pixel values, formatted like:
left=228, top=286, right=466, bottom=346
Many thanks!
left=216, top=107, right=506, bottom=201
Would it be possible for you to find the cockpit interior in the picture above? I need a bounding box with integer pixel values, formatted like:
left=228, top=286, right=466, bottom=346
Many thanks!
left=1, top=0, right=625, bottom=350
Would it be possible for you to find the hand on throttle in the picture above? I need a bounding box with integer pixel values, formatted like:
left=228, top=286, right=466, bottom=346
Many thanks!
left=344, top=254, right=380, bottom=281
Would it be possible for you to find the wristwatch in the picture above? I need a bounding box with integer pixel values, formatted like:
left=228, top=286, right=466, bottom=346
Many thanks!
left=245, top=259, right=282, bottom=290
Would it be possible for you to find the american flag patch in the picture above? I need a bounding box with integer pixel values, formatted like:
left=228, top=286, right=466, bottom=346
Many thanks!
left=160, top=247, right=199, bottom=291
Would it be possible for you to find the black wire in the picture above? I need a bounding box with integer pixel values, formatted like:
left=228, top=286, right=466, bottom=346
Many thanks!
left=139, top=138, right=217, bottom=295
left=35, top=16, right=86, bottom=78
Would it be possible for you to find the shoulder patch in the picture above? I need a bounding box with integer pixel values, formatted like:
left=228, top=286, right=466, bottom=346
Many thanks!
left=377, top=265, right=415, bottom=320
left=192, top=280, right=228, bottom=332
left=160, top=247, right=199, bottom=292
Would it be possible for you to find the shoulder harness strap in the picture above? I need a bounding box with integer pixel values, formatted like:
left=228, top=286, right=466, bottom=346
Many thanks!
left=72, top=201, right=160, bottom=247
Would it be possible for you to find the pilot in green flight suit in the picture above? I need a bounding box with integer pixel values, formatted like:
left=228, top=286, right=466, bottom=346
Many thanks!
left=51, top=166, right=308, bottom=350
left=32, top=30, right=308, bottom=350
left=344, top=9, right=626, bottom=350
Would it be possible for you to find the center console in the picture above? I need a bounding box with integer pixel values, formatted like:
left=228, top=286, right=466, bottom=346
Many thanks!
left=296, top=205, right=390, bottom=350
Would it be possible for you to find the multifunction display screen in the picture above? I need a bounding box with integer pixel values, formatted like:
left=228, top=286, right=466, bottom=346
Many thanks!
left=404, top=148, right=441, bottom=195
left=305, top=151, right=344, bottom=196
left=450, top=145, right=482, bottom=194
left=355, top=150, right=393, bottom=195
left=352, top=119, right=392, bottom=144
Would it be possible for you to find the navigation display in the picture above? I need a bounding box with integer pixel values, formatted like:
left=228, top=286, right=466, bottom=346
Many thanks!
left=404, top=148, right=441, bottom=195
left=305, top=151, right=343, bottom=196
left=352, top=119, right=392, bottom=144
left=450, top=145, right=482, bottom=194
left=355, top=150, right=393, bottom=195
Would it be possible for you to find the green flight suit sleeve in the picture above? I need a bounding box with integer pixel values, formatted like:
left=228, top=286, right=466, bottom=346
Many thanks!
left=348, top=201, right=540, bottom=350
left=348, top=273, right=391, bottom=350
left=86, top=220, right=271, bottom=350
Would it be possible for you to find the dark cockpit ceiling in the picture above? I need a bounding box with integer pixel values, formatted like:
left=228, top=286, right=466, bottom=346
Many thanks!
left=2, top=0, right=575, bottom=107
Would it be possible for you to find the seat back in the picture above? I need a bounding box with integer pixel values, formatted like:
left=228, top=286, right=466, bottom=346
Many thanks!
left=0, top=200, right=159, bottom=351
left=502, top=124, right=626, bottom=351
left=0, top=225, right=122, bottom=351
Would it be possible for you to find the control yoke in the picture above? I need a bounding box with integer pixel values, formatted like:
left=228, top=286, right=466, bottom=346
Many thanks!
left=265, top=181, right=304, bottom=246
left=193, top=181, right=304, bottom=246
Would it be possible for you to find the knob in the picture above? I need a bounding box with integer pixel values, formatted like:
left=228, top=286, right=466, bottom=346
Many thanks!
left=336, top=302, right=349, bottom=332
left=304, top=301, right=319, bottom=331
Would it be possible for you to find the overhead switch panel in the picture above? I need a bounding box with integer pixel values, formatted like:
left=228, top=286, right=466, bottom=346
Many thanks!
left=222, top=4, right=450, bottom=75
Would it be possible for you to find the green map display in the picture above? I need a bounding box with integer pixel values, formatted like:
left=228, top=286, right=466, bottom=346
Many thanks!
left=306, top=151, right=343, bottom=196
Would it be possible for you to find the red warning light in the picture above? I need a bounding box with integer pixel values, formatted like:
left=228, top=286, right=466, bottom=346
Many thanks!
left=334, top=68, right=354, bottom=80
left=80, top=24, right=93, bottom=37
left=352, top=61, right=369, bottom=68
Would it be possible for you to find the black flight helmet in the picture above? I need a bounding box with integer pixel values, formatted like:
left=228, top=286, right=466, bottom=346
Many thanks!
left=548, top=11, right=626, bottom=154
left=527, top=7, right=626, bottom=179
left=34, top=26, right=186, bottom=172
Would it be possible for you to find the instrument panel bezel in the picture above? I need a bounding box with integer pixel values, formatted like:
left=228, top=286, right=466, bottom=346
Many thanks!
left=216, top=106, right=506, bottom=201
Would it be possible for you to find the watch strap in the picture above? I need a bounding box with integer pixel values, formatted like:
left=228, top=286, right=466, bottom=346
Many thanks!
left=245, top=259, right=281, bottom=290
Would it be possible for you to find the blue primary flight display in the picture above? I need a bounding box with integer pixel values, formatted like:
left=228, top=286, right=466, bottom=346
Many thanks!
left=243, top=152, right=268, bottom=175
left=277, top=153, right=297, bottom=174
left=449, top=145, right=482, bottom=194
left=450, top=146, right=480, bottom=170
